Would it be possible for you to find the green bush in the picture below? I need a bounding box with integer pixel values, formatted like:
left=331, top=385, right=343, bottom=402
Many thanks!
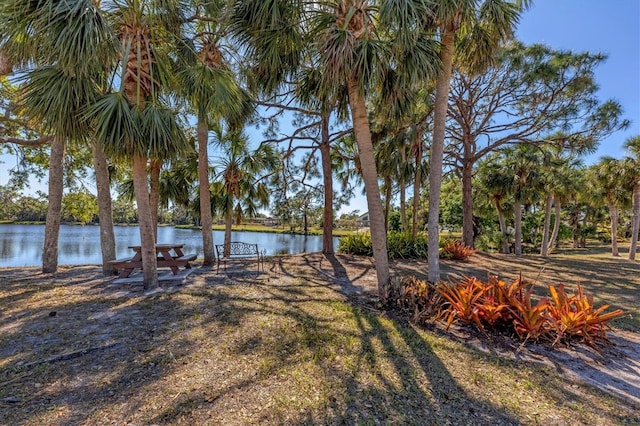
left=338, top=232, right=428, bottom=259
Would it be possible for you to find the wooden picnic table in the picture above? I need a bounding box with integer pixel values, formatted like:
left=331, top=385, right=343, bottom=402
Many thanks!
left=109, top=244, right=197, bottom=279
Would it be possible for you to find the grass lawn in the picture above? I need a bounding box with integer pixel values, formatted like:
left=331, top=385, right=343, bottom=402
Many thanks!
left=0, top=245, right=637, bottom=425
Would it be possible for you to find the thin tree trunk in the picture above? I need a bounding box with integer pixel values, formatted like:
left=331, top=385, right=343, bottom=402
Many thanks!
left=494, top=199, right=510, bottom=254
left=412, top=131, right=422, bottom=239
left=320, top=115, right=334, bottom=254
left=224, top=202, right=233, bottom=257
left=42, top=137, right=65, bottom=273
left=384, top=176, right=392, bottom=232
left=428, top=30, right=456, bottom=282
left=132, top=154, right=158, bottom=289
left=149, top=158, right=161, bottom=240
left=400, top=180, right=407, bottom=232
left=197, top=118, right=214, bottom=266
left=461, top=161, right=474, bottom=247
left=609, top=203, right=620, bottom=256
left=92, top=143, right=116, bottom=275
left=514, top=201, right=523, bottom=256
left=548, top=196, right=561, bottom=252
left=540, top=194, right=553, bottom=256
left=628, top=186, right=639, bottom=260
left=347, top=78, right=389, bottom=293
left=572, top=207, right=580, bottom=249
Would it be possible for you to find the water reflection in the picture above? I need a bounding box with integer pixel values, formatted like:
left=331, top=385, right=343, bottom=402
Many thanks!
left=0, top=224, right=340, bottom=267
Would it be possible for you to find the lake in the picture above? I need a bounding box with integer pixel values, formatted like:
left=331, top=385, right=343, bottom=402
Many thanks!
left=0, top=224, right=341, bottom=267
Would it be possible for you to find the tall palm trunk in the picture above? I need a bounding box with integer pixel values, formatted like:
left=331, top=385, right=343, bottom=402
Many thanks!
left=608, top=203, right=620, bottom=256
left=42, top=137, right=65, bottom=273
left=400, top=180, right=407, bottom=231
left=347, top=78, right=389, bottom=292
left=540, top=194, right=553, bottom=256
left=92, top=143, right=116, bottom=275
left=628, top=186, right=639, bottom=260
left=384, top=176, right=392, bottom=232
left=224, top=202, right=233, bottom=257
left=320, top=115, right=334, bottom=255
left=494, top=198, right=510, bottom=254
left=514, top=201, right=523, bottom=256
left=548, top=196, right=561, bottom=253
left=412, top=130, right=422, bottom=239
left=197, top=118, right=215, bottom=265
left=461, top=160, right=474, bottom=247
left=132, top=154, right=158, bottom=288
left=428, top=30, right=456, bottom=282
left=149, top=158, right=161, bottom=239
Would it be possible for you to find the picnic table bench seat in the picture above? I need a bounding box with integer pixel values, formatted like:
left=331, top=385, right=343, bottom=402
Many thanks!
left=215, top=242, right=264, bottom=273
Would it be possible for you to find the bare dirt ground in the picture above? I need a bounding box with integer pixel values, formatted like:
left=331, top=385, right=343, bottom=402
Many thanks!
left=0, top=250, right=638, bottom=425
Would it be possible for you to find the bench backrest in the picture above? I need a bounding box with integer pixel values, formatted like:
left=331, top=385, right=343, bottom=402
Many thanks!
left=215, top=242, right=259, bottom=258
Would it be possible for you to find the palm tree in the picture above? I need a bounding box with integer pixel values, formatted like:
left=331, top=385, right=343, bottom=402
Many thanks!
left=425, top=0, right=529, bottom=282
left=91, top=0, right=189, bottom=289
left=622, top=136, right=640, bottom=260
left=503, top=144, right=541, bottom=255
left=231, top=0, right=440, bottom=292
left=210, top=125, right=277, bottom=256
left=590, top=158, right=627, bottom=256
left=1, top=0, right=118, bottom=274
left=476, top=156, right=513, bottom=254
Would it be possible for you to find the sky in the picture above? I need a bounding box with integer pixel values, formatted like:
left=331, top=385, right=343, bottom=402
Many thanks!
left=1, top=0, right=639, bottom=216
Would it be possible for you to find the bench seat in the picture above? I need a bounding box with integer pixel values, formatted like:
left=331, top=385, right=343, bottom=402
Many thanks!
left=215, top=242, right=263, bottom=273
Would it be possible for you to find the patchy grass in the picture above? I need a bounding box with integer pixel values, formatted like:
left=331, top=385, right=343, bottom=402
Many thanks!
left=0, top=248, right=638, bottom=425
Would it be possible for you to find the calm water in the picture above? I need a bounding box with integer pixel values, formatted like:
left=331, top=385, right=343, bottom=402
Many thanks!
left=0, top=224, right=340, bottom=267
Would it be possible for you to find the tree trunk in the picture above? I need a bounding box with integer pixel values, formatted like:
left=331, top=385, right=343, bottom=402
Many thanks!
left=609, top=203, right=619, bottom=256
left=92, top=143, right=116, bottom=275
left=42, top=137, right=65, bottom=273
left=320, top=115, right=334, bottom=255
left=132, top=154, right=158, bottom=289
left=548, top=196, right=561, bottom=253
left=197, top=118, right=214, bottom=266
left=572, top=207, right=580, bottom=249
left=540, top=194, right=553, bottom=256
left=149, top=158, right=161, bottom=240
left=630, top=185, right=640, bottom=260
left=347, top=78, right=389, bottom=292
left=494, top=199, right=510, bottom=254
left=400, top=180, right=407, bottom=232
left=412, top=131, right=422, bottom=239
left=224, top=202, right=233, bottom=257
left=384, top=176, right=392, bottom=232
left=461, top=161, right=474, bottom=247
left=428, top=30, right=456, bottom=282
left=514, top=202, right=523, bottom=256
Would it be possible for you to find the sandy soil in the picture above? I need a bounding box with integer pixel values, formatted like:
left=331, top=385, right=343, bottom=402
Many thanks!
left=0, top=251, right=638, bottom=424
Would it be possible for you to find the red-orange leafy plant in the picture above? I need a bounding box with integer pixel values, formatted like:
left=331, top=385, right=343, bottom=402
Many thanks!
left=439, top=240, right=476, bottom=261
left=546, top=284, right=625, bottom=346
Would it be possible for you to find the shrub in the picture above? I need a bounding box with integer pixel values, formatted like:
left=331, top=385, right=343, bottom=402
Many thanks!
left=382, top=276, right=443, bottom=324
left=337, top=232, right=373, bottom=256
left=338, top=232, right=428, bottom=259
left=384, top=273, right=624, bottom=349
left=439, top=239, right=476, bottom=260
left=546, top=284, right=625, bottom=346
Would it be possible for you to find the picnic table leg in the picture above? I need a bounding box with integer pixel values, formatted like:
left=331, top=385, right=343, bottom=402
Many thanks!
left=158, top=249, right=180, bottom=275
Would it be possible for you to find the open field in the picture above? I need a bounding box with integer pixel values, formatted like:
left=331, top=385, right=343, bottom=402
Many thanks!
left=0, top=246, right=638, bottom=425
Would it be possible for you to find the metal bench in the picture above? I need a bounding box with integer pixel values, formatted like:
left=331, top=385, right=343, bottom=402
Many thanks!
left=215, top=242, right=264, bottom=273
